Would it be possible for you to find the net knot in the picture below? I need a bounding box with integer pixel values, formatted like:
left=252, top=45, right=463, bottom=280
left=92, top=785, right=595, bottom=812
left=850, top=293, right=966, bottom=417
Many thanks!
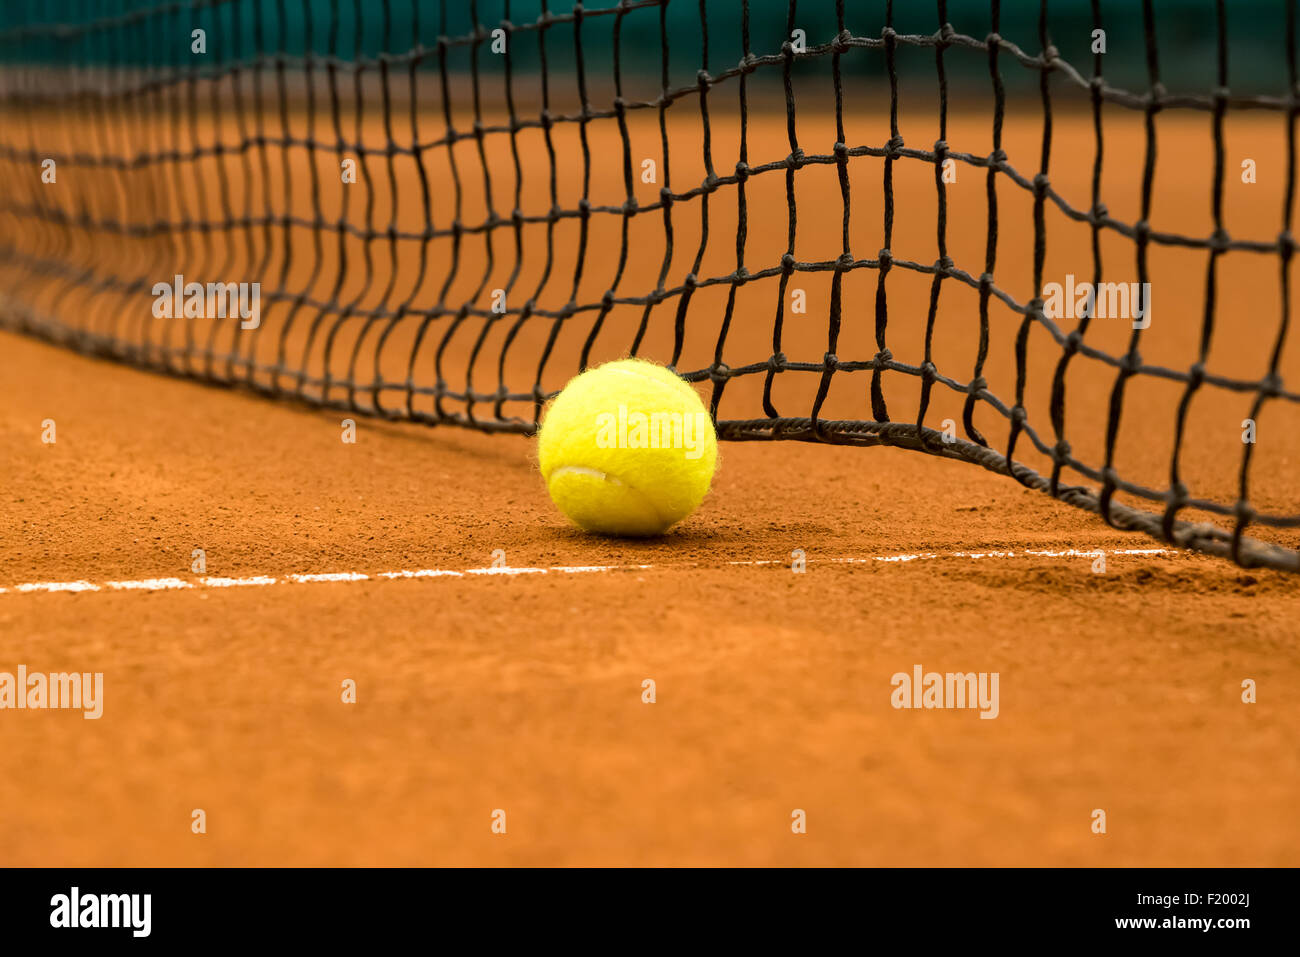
left=880, top=26, right=897, bottom=42
left=1119, top=350, right=1143, bottom=376
left=833, top=141, right=849, bottom=159
left=734, top=160, right=750, bottom=182
left=601, top=289, right=616, bottom=308
left=933, top=140, right=949, bottom=163
left=768, top=352, right=787, bottom=372
left=1032, top=172, right=1050, bottom=195
left=885, top=135, right=905, bottom=157
left=1010, top=405, right=1027, bottom=425
left=659, top=187, right=674, bottom=208
left=1134, top=219, right=1151, bottom=243
left=780, top=252, right=796, bottom=273
left=785, top=149, right=804, bottom=169
left=833, top=30, right=852, bottom=54
left=710, top=363, right=731, bottom=383
left=683, top=272, right=698, bottom=290
left=1041, top=44, right=1060, bottom=65
left=837, top=253, right=855, bottom=270
left=511, top=208, right=524, bottom=226
left=734, top=266, right=751, bottom=282
left=874, top=348, right=893, bottom=367
left=1260, top=372, right=1284, bottom=398
left=612, top=96, right=626, bottom=116
left=1169, top=482, right=1190, bottom=509
left=988, top=148, right=1007, bottom=167
left=935, top=255, right=954, bottom=273
left=877, top=247, right=893, bottom=268
left=1090, top=201, right=1108, bottom=223
left=1188, top=362, right=1207, bottom=388
left=1279, top=230, right=1296, bottom=258
left=740, top=52, right=759, bottom=74
left=920, top=360, right=937, bottom=381
left=1234, top=499, right=1257, bottom=523
left=1146, top=83, right=1168, bottom=111
left=1210, top=228, right=1231, bottom=252
left=622, top=198, right=639, bottom=215
left=1053, top=439, right=1072, bottom=462
left=985, top=31, right=1002, bottom=49
left=696, top=69, right=712, bottom=89
left=968, top=376, right=987, bottom=395
left=823, top=353, right=839, bottom=370
left=577, top=198, right=592, bottom=218
left=539, top=109, right=553, bottom=131
left=1063, top=330, right=1082, bottom=356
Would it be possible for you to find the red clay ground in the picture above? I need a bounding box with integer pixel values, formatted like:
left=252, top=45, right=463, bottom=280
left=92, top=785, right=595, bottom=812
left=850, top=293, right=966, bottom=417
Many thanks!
left=3, top=94, right=1300, bottom=865
left=2, top=328, right=1298, bottom=867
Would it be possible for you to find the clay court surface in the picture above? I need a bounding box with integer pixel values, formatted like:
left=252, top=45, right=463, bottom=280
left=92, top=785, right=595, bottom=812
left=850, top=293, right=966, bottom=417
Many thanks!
left=2, top=103, right=1300, bottom=866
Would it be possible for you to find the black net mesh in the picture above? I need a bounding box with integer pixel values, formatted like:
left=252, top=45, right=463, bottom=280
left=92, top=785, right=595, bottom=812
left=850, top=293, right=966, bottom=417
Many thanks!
left=1, top=0, right=1298, bottom=570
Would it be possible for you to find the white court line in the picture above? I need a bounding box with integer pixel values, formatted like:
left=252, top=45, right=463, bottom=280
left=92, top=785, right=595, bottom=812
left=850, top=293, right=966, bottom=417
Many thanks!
left=375, top=569, right=464, bottom=580
left=1023, top=547, right=1167, bottom=558
left=465, top=566, right=547, bottom=576
left=0, top=546, right=1176, bottom=597
left=288, top=572, right=370, bottom=583
left=11, top=580, right=101, bottom=594
left=106, top=577, right=193, bottom=591
left=200, top=575, right=278, bottom=588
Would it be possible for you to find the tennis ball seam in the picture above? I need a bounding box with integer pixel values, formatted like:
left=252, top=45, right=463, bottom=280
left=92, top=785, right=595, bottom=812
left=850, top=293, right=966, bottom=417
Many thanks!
left=547, top=465, right=667, bottom=527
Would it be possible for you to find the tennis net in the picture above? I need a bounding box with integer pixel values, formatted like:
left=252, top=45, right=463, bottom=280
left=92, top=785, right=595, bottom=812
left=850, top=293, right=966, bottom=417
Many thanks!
left=1, top=0, right=1298, bottom=571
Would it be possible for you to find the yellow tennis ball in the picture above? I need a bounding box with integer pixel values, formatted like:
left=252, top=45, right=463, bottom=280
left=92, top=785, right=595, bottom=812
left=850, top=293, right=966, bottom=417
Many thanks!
left=538, top=358, right=719, bottom=536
